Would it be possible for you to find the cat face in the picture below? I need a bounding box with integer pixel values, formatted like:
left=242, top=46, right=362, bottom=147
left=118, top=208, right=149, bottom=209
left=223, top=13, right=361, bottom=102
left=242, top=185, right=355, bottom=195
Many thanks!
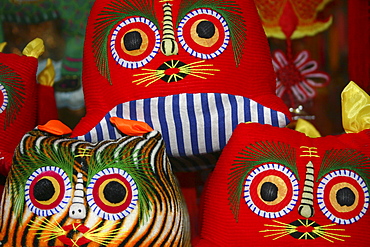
left=0, top=129, right=190, bottom=246
left=198, top=123, right=370, bottom=246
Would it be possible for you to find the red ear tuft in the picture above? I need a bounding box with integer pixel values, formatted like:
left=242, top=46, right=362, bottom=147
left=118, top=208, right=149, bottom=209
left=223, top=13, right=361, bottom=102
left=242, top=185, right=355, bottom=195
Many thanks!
left=38, top=120, right=72, bottom=135
left=110, top=117, right=154, bottom=136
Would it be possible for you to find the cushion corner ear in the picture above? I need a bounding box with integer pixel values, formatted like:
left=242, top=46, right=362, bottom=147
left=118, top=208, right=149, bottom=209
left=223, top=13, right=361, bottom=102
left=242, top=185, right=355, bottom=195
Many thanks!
left=38, top=120, right=72, bottom=136
left=110, top=117, right=154, bottom=136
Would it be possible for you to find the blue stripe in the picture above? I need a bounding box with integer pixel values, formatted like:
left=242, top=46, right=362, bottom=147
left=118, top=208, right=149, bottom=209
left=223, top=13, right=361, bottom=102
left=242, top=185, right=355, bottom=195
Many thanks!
left=172, top=95, right=185, bottom=156
left=95, top=123, right=104, bottom=141
left=129, top=100, right=137, bottom=120
left=186, top=94, right=199, bottom=155
left=116, top=103, right=123, bottom=118
left=270, top=109, right=278, bottom=127
left=158, top=97, right=172, bottom=156
left=84, top=131, right=92, bottom=142
left=201, top=93, right=212, bottom=153
left=105, top=113, right=116, bottom=139
left=143, top=98, right=153, bottom=128
left=244, top=97, right=251, bottom=122
left=257, top=103, right=265, bottom=124
left=215, top=94, right=226, bottom=149
left=228, top=94, right=238, bottom=130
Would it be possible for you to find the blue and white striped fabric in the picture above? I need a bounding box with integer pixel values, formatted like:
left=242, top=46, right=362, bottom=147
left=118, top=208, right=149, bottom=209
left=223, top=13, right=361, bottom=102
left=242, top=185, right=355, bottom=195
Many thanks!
left=75, top=93, right=289, bottom=171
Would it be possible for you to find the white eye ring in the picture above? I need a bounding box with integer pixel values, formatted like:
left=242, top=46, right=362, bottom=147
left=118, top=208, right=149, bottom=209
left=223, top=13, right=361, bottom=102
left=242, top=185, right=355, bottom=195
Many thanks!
left=317, top=169, right=369, bottom=224
left=86, top=168, right=138, bottom=221
left=25, top=166, right=72, bottom=216
left=177, top=8, right=230, bottom=60
left=110, top=17, right=160, bottom=69
left=244, top=163, right=299, bottom=218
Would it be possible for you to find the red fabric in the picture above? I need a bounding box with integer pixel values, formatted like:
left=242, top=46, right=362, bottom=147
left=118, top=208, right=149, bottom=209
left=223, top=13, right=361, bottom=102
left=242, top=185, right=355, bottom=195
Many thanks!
left=37, top=84, right=58, bottom=125
left=197, top=123, right=370, bottom=246
left=72, top=0, right=290, bottom=137
left=0, top=54, right=38, bottom=175
left=0, top=53, right=58, bottom=176
left=348, top=0, right=370, bottom=93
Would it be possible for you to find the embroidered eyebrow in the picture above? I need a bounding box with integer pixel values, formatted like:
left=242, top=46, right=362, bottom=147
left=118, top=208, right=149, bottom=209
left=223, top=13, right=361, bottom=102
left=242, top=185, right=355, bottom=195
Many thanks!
left=228, top=140, right=297, bottom=220
left=177, top=0, right=247, bottom=66
left=318, top=149, right=370, bottom=187
left=92, top=0, right=158, bottom=84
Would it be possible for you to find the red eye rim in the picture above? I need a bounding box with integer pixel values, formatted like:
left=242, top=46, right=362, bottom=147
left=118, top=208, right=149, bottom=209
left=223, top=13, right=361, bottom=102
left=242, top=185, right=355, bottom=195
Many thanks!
left=86, top=168, right=138, bottom=220
left=25, top=166, right=72, bottom=216
left=317, top=169, right=369, bottom=224
left=244, top=163, right=299, bottom=218
left=110, top=17, right=160, bottom=68
left=178, top=9, right=230, bottom=59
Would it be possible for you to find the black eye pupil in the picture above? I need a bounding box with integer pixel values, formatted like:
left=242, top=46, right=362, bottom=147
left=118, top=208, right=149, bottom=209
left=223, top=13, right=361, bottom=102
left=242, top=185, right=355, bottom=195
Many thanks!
left=336, top=187, right=355, bottom=206
left=124, top=31, right=142, bottom=51
left=33, top=178, right=55, bottom=201
left=196, top=21, right=215, bottom=39
left=261, top=182, right=278, bottom=202
left=103, top=181, right=126, bottom=204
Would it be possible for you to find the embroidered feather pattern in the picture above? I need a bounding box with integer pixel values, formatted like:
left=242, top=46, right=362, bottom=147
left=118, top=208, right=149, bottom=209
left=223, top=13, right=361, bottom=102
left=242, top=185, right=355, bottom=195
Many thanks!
left=228, top=140, right=297, bottom=220
left=177, top=0, right=247, bottom=66
left=92, top=0, right=158, bottom=84
left=318, top=149, right=370, bottom=187
left=0, top=63, right=26, bottom=129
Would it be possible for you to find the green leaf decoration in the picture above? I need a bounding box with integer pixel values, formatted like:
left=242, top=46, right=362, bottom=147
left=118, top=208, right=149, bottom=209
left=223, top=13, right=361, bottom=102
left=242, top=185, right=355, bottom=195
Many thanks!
left=88, top=139, right=158, bottom=225
left=9, top=133, right=75, bottom=220
left=0, top=63, right=26, bottom=130
left=177, top=0, right=247, bottom=66
left=228, top=140, right=296, bottom=221
left=92, top=0, right=158, bottom=84
left=318, top=149, right=370, bottom=188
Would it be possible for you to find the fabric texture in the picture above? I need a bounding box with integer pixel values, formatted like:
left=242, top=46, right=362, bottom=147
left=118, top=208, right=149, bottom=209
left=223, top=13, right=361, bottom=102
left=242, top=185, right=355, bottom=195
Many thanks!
left=196, top=122, right=370, bottom=246
left=71, top=0, right=291, bottom=170
left=0, top=47, right=57, bottom=176
left=0, top=124, right=191, bottom=246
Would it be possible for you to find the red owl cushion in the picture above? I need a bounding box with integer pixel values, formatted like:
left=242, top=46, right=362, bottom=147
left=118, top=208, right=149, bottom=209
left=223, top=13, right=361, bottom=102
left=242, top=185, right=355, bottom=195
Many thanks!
left=0, top=120, right=190, bottom=246
left=196, top=122, right=370, bottom=246
left=0, top=39, right=57, bottom=176
left=71, top=0, right=290, bottom=171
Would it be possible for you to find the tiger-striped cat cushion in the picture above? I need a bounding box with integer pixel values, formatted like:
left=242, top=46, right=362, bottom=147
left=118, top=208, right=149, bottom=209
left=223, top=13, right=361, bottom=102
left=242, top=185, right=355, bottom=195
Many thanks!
left=0, top=124, right=191, bottom=246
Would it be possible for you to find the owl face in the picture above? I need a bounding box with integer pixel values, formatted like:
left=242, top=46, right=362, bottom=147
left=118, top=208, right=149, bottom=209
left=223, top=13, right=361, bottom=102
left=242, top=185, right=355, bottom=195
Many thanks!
left=73, top=0, right=290, bottom=171
left=198, top=123, right=370, bottom=246
left=0, top=129, right=190, bottom=246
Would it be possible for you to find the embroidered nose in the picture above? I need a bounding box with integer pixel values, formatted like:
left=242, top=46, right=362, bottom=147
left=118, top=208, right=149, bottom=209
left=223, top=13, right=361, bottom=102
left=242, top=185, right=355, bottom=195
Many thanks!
left=69, top=172, right=86, bottom=219
left=160, top=2, right=178, bottom=56
left=298, top=161, right=315, bottom=218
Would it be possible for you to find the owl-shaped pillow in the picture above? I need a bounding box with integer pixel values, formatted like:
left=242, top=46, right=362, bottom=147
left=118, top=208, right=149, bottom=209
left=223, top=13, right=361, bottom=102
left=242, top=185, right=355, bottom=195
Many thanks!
left=71, top=0, right=290, bottom=171
left=0, top=120, right=190, bottom=246
left=195, top=122, right=370, bottom=246
left=0, top=39, right=58, bottom=176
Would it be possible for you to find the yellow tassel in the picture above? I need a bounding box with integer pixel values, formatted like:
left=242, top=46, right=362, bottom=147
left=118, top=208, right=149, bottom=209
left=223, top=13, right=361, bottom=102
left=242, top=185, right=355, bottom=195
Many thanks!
left=341, top=81, right=370, bottom=133
left=22, top=38, right=45, bottom=58
left=295, top=119, right=321, bottom=138
left=0, top=42, right=6, bottom=52
left=37, top=59, right=55, bottom=87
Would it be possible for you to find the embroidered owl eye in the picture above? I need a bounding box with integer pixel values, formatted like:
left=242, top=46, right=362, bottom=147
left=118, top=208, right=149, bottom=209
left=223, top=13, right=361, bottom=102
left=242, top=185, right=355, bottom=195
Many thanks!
left=110, top=17, right=160, bottom=69
left=177, top=8, right=230, bottom=59
left=25, top=166, right=72, bottom=216
left=317, top=169, right=369, bottom=224
left=86, top=168, right=138, bottom=220
left=244, top=163, right=299, bottom=218
left=0, top=84, right=8, bottom=113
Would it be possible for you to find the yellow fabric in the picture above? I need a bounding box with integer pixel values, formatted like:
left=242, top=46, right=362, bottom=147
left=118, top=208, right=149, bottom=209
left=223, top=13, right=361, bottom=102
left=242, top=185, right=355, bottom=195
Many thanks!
left=0, top=42, right=6, bottom=52
left=295, top=118, right=321, bottom=138
left=37, top=59, right=55, bottom=87
left=22, top=38, right=45, bottom=58
left=341, top=81, right=370, bottom=133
